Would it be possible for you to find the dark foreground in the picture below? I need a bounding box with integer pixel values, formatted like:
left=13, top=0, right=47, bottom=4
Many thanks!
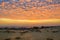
left=0, top=26, right=60, bottom=40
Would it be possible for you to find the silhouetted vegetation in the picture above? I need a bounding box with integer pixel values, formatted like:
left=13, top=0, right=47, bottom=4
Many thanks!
left=52, top=31, right=58, bottom=33
left=46, top=38, right=53, bottom=40
left=5, top=38, right=11, bottom=40
left=0, top=26, right=60, bottom=30
left=33, top=26, right=39, bottom=29
left=15, top=37, right=21, bottom=40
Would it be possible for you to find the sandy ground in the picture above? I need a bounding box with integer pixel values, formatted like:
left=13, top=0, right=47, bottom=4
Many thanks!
left=0, top=27, right=60, bottom=40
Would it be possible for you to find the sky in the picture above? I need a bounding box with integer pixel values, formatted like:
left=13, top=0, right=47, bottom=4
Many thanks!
left=0, top=0, right=60, bottom=27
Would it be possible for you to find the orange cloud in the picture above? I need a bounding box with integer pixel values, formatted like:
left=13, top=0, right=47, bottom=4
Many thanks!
left=46, top=0, right=53, bottom=2
left=0, top=4, right=60, bottom=20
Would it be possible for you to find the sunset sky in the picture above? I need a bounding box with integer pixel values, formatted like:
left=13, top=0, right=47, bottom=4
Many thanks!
left=0, top=0, right=60, bottom=27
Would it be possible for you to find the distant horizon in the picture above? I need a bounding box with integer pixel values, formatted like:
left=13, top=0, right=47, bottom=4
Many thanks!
left=0, top=18, right=60, bottom=27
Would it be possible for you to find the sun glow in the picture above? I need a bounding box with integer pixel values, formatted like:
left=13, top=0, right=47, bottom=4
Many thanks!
left=0, top=18, right=60, bottom=23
